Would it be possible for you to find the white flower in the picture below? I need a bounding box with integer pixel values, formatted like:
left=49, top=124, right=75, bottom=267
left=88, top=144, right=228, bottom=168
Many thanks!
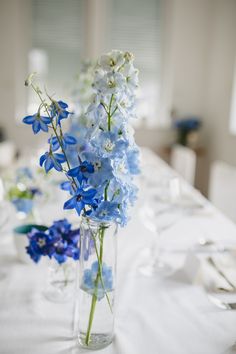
left=99, top=50, right=125, bottom=72
left=116, top=91, right=137, bottom=119
left=94, top=72, right=126, bottom=94
left=120, top=63, right=139, bottom=91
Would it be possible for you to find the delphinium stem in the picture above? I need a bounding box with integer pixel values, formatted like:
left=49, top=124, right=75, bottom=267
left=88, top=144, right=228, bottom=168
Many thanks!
left=85, top=226, right=105, bottom=346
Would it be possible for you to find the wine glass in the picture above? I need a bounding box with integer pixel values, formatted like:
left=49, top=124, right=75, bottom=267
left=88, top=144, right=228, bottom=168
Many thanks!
left=139, top=202, right=183, bottom=277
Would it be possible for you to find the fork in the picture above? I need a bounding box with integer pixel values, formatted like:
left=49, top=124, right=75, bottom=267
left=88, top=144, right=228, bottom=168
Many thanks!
left=207, top=294, right=236, bottom=310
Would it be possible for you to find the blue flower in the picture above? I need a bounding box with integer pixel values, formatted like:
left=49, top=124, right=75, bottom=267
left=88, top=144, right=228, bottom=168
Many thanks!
left=174, top=118, right=201, bottom=131
left=67, top=161, right=94, bottom=184
left=16, top=167, right=33, bottom=181
left=64, top=186, right=97, bottom=215
left=26, top=219, right=80, bottom=264
left=60, top=181, right=74, bottom=194
left=126, top=148, right=140, bottom=175
left=50, top=100, right=71, bottom=126
left=92, top=131, right=128, bottom=158
left=26, top=229, right=55, bottom=262
left=49, top=133, right=77, bottom=152
left=90, top=201, right=120, bottom=222
left=12, top=198, right=33, bottom=214
left=22, top=113, right=51, bottom=134
left=83, top=152, right=113, bottom=188
left=81, top=261, right=113, bottom=300
left=39, top=151, right=66, bottom=173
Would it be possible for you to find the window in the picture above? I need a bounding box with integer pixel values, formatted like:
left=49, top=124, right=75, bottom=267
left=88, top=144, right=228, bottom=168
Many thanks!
left=28, top=0, right=84, bottom=112
left=106, top=0, right=163, bottom=126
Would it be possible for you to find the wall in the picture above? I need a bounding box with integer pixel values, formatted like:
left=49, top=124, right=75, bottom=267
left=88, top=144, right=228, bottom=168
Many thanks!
left=204, top=0, right=236, bottom=187
left=0, top=0, right=43, bottom=151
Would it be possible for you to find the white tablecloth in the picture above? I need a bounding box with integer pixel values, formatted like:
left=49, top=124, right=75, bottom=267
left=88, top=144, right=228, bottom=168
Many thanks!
left=1, top=149, right=236, bottom=354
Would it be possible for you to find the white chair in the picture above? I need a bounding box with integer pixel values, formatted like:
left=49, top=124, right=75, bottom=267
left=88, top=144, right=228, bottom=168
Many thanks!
left=209, top=160, right=236, bottom=223
left=0, top=141, right=16, bottom=169
left=170, top=144, right=196, bottom=185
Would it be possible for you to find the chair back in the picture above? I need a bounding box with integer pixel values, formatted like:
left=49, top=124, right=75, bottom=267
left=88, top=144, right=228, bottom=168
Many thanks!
left=170, top=144, right=196, bottom=185
left=209, top=160, right=236, bottom=222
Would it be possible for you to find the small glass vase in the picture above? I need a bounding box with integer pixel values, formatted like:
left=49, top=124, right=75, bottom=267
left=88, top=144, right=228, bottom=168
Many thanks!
left=44, top=258, right=76, bottom=303
left=77, top=217, right=117, bottom=350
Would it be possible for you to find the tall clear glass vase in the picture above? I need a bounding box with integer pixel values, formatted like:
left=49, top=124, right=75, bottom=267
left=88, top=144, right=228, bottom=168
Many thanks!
left=77, top=217, right=117, bottom=350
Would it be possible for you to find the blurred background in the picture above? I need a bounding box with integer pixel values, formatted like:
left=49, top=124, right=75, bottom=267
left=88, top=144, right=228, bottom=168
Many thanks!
left=0, top=0, right=236, bottom=204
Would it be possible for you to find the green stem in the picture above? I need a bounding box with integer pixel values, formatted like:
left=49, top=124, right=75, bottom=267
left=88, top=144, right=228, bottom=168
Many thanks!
left=104, top=181, right=110, bottom=201
left=107, top=94, right=114, bottom=131
left=85, top=226, right=106, bottom=346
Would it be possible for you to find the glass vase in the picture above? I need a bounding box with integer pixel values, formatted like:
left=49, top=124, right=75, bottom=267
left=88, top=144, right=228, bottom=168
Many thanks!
left=77, top=217, right=117, bottom=350
left=44, top=258, right=76, bottom=303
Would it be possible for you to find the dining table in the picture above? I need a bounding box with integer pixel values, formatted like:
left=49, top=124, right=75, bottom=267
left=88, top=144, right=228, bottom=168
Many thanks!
left=0, top=147, right=236, bottom=354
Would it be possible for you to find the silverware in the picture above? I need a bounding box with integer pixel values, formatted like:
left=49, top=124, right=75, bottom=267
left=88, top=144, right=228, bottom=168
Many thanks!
left=207, top=257, right=236, bottom=290
left=207, top=294, right=236, bottom=310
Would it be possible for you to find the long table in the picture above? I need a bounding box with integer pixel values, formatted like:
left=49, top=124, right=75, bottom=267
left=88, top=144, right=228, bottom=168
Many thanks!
left=0, top=148, right=236, bottom=354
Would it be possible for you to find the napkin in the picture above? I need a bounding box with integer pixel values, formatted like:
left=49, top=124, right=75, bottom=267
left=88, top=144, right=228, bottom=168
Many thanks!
left=169, top=252, right=236, bottom=292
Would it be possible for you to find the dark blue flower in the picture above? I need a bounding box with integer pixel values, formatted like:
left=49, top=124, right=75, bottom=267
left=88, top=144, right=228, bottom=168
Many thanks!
left=26, top=229, right=55, bottom=262
left=64, top=186, right=97, bottom=215
left=50, top=100, right=71, bottom=126
left=22, top=113, right=51, bottom=134
left=67, top=161, right=94, bottom=184
left=39, top=151, right=66, bottom=173
left=48, top=133, right=77, bottom=152
left=174, top=118, right=201, bottom=131
left=26, top=219, right=80, bottom=264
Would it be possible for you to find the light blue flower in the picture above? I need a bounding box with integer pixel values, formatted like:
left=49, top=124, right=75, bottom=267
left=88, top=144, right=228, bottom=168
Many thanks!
left=90, top=201, right=120, bottom=222
left=83, top=152, right=113, bottom=188
left=126, top=147, right=140, bottom=175
left=81, top=261, right=113, bottom=300
left=91, top=131, right=128, bottom=159
left=12, top=198, right=33, bottom=214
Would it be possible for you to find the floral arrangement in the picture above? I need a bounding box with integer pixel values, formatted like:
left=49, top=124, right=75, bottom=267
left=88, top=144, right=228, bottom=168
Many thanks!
left=22, top=50, right=140, bottom=348
left=174, top=117, right=201, bottom=146
left=6, top=167, right=41, bottom=215
left=22, top=50, right=140, bottom=226
left=26, top=218, right=80, bottom=264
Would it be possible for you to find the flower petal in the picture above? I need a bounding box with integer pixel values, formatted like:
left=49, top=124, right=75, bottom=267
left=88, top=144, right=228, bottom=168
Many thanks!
left=58, top=101, right=68, bottom=109
left=23, top=115, right=35, bottom=124
left=32, top=120, right=40, bottom=134
left=75, top=201, right=84, bottom=215
left=54, top=153, right=66, bottom=163
left=39, top=153, right=47, bottom=167
left=41, top=116, right=51, bottom=124
left=82, top=188, right=97, bottom=199
left=67, top=166, right=80, bottom=177
left=45, top=156, right=53, bottom=173
left=39, top=120, right=49, bottom=132
left=64, top=196, right=76, bottom=209
left=64, top=134, right=77, bottom=145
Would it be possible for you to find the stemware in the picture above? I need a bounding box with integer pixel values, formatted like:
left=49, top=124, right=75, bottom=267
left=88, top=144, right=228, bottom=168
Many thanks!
left=139, top=202, right=184, bottom=277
